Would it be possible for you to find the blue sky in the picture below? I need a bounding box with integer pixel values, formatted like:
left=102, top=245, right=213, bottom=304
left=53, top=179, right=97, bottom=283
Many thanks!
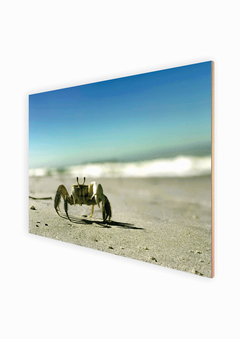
left=29, top=61, right=212, bottom=168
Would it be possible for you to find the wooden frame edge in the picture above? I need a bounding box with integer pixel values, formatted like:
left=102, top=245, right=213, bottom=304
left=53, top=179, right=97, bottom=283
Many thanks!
left=211, top=61, right=215, bottom=278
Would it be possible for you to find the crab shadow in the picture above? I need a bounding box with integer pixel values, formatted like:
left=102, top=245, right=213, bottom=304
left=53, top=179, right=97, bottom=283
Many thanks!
left=58, top=213, right=144, bottom=230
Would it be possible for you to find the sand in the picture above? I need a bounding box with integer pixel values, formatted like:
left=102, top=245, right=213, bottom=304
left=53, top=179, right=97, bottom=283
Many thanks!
left=29, top=175, right=212, bottom=278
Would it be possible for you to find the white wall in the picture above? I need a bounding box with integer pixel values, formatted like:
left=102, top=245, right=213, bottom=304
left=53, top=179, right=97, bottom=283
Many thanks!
left=1, top=1, right=239, bottom=338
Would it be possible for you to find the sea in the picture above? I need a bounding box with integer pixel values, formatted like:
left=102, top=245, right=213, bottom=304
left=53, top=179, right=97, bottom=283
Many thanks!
left=29, top=155, right=211, bottom=178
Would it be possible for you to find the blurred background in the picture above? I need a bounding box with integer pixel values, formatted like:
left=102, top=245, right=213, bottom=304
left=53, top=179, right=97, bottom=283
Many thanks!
left=29, top=61, right=212, bottom=178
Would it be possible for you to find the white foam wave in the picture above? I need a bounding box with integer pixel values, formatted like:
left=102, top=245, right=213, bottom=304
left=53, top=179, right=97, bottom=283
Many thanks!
left=29, top=156, right=211, bottom=178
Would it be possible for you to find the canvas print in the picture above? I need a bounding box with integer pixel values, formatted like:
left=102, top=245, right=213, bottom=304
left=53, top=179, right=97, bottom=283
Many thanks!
left=29, top=61, right=214, bottom=278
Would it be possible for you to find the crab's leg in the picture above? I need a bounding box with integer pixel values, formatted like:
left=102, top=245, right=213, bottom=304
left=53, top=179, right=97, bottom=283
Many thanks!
left=54, top=184, right=73, bottom=220
left=88, top=205, right=94, bottom=218
left=64, top=197, right=71, bottom=221
left=102, top=195, right=112, bottom=222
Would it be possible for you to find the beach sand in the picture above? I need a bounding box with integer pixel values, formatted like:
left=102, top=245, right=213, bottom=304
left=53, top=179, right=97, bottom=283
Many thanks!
left=29, top=175, right=212, bottom=278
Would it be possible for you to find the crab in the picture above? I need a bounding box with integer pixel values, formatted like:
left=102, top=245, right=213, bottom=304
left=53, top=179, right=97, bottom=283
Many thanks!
left=54, top=177, right=112, bottom=222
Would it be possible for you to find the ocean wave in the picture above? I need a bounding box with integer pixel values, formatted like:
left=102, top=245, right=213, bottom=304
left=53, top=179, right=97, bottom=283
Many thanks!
left=29, top=156, right=211, bottom=178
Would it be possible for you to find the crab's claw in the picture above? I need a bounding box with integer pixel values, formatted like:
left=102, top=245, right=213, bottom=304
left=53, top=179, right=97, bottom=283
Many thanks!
left=95, top=184, right=112, bottom=222
left=96, top=183, right=104, bottom=208
left=88, top=182, right=112, bottom=222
